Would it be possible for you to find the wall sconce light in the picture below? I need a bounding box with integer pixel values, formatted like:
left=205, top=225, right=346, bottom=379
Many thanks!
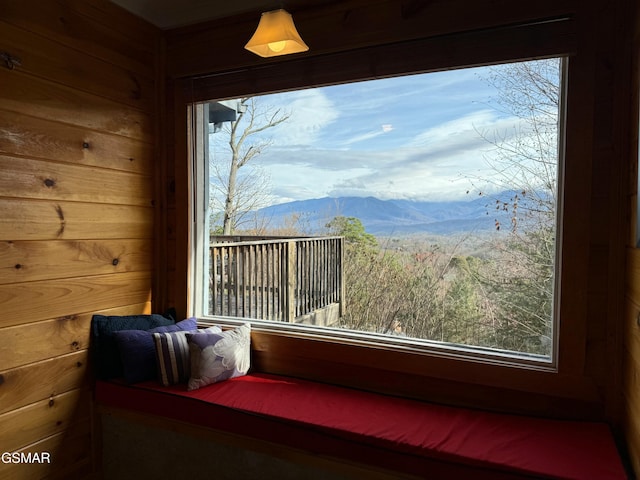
left=244, top=9, right=309, bottom=58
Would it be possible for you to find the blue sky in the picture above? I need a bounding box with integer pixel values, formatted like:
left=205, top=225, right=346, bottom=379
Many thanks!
left=209, top=61, right=557, bottom=205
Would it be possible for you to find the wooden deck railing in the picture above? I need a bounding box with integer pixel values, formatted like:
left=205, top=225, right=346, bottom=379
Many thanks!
left=209, top=236, right=344, bottom=323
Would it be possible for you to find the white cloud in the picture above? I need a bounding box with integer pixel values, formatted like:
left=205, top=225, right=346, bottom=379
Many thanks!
left=409, top=110, right=497, bottom=148
left=264, top=89, right=339, bottom=147
left=340, top=130, right=384, bottom=146
left=219, top=65, right=558, bottom=204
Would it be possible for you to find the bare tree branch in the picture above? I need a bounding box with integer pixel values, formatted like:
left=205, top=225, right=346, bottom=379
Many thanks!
left=209, top=97, right=291, bottom=235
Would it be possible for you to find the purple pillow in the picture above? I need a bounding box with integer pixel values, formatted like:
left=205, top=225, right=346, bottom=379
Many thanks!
left=114, top=318, right=198, bottom=384
left=186, top=323, right=251, bottom=391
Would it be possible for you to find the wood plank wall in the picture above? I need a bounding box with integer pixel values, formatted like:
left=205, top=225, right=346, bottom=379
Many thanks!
left=0, top=1, right=160, bottom=478
left=624, top=0, right=640, bottom=474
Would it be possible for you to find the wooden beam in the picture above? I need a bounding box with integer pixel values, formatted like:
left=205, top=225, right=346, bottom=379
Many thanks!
left=166, top=0, right=578, bottom=79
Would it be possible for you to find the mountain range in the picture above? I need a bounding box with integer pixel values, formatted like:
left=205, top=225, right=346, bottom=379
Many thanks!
left=256, top=191, right=530, bottom=236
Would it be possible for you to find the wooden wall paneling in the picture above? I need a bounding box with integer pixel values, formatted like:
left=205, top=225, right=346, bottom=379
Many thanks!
left=0, top=271, right=153, bottom=328
left=623, top=0, right=640, bottom=450
left=585, top=287, right=609, bottom=386
left=630, top=194, right=638, bottom=249
left=624, top=312, right=640, bottom=476
left=0, top=304, right=152, bottom=370
left=152, top=74, right=169, bottom=315
left=0, top=239, right=152, bottom=285
left=626, top=246, right=640, bottom=474
left=0, top=156, right=153, bottom=207
left=627, top=248, right=640, bottom=301
left=625, top=291, right=640, bottom=473
left=629, top=0, right=640, bottom=249
left=0, top=0, right=159, bottom=476
left=170, top=81, right=191, bottom=320
left=0, top=112, right=153, bottom=174
left=0, top=70, right=153, bottom=141
left=600, top=0, right=634, bottom=428
left=0, top=419, right=93, bottom=480
left=165, top=237, right=177, bottom=310
left=61, top=0, right=159, bottom=49
left=161, top=78, right=178, bottom=314
left=0, top=20, right=154, bottom=110
left=0, top=351, right=89, bottom=414
left=623, top=288, right=640, bottom=372
left=0, top=0, right=155, bottom=78
left=0, top=200, right=153, bottom=241
left=152, top=32, right=169, bottom=314
left=0, top=389, right=91, bottom=454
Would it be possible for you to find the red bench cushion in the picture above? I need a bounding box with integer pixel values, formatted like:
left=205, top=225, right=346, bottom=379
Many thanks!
left=96, top=373, right=626, bottom=479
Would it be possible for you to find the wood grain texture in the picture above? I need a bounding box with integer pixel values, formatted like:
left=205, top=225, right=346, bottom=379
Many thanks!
left=0, top=156, right=153, bottom=207
left=0, top=200, right=153, bottom=241
left=62, top=0, right=159, bottom=48
left=0, top=239, right=152, bottom=285
left=0, top=271, right=152, bottom=327
left=0, top=20, right=154, bottom=109
left=625, top=250, right=640, bottom=474
left=0, top=419, right=92, bottom=480
left=0, top=303, right=150, bottom=371
left=0, top=0, right=156, bottom=78
left=0, top=315, right=91, bottom=372
left=0, top=69, right=152, bottom=140
left=627, top=248, right=640, bottom=301
left=0, top=0, right=159, bottom=477
left=624, top=344, right=640, bottom=476
left=0, top=112, right=153, bottom=174
left=0, top=351, right=89, bottom=414
left=0, top=389, right=91, bottom=453
left=624, top=297, right=640, bottom=378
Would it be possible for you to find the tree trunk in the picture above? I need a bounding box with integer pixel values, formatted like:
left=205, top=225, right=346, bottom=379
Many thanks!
left=223, top=155, right=239, bottom=234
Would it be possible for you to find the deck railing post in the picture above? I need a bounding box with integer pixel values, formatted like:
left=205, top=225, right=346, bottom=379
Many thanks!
left=285, top=240, right=297, bottom=322
left=339, top=237, right=345, bottom=318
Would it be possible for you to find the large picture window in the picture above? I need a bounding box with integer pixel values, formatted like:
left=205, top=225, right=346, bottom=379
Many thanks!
left=192, top=57, right=565, bottom=365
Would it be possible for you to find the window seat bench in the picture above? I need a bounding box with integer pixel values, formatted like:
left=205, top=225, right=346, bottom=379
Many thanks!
left=95, top=372, right=627, bottom=479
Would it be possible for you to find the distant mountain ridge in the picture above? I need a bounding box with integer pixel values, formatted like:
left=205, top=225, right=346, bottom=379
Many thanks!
left=255, top=192, right=530, bottom=235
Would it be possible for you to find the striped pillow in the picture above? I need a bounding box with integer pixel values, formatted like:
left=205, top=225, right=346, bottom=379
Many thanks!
left=153, top=326, right=221, bottom=386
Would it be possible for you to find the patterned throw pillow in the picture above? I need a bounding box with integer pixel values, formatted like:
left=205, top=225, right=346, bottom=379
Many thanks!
left=153, top=326, right=221, bottom=386
left=186, top=323, right=251, bottom=391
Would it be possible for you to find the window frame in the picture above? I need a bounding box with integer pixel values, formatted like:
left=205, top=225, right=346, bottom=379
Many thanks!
left=173, top=16, right=600, bottom=415
left=191, top=57, right=566, bottom=370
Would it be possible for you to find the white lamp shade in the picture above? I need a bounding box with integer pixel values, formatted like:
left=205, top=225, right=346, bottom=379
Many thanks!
left=245, top=9, right=309, bottom=57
